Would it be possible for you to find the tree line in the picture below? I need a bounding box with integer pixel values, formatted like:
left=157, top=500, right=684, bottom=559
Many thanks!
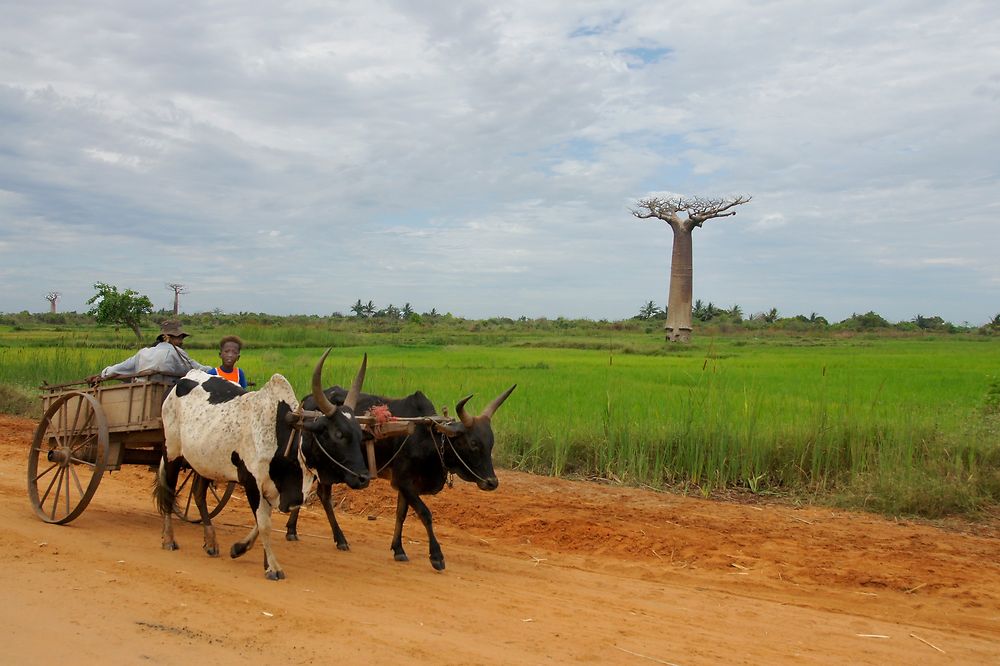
left=633, top=299, right=999, bottom=333
left=8, top=281, right=999, bottom=339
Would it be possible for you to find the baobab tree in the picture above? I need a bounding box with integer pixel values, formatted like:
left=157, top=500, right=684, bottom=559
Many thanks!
left=45, top=291, right=60, bottom=313
left=166, top=283, right=187, bottom=315
left=632, top=194, right=751, bottom=342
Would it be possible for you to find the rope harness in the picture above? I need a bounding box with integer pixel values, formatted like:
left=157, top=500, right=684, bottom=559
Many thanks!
left=281, top=404, right=486, bottom=489
left=428, top=424, right=493, bottom=487
left=282, top=406, right=367, bottom=481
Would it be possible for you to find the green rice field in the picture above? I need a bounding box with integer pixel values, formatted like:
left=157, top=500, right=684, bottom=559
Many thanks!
left=1, top=324, right=998, bottom=518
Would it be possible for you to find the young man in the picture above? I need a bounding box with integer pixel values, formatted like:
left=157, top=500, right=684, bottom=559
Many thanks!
left=205, top=335, right=247, bottom=389
left=92, top=320, right=213, bottom=385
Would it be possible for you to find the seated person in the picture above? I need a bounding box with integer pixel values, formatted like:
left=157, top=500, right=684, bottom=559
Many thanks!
left=90, top=320, right=213, bottom=385
left=205, top=335, right=247, bottom=389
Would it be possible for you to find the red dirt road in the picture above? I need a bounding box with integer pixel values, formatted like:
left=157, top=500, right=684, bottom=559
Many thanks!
left=2, top=414, right=998, bottom=664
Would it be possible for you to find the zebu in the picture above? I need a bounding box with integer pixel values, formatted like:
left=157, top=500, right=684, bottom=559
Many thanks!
left=154, top=351, right=370, bottom=580
left=286, top=384, right=515, bottom=570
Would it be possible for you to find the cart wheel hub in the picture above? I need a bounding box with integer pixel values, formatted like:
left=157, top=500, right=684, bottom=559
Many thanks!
left=46, top=448, right=70, bottom=464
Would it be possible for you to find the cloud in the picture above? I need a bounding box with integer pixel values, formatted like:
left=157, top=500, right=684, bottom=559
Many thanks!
left=0, top=1, right=998, bottom=324
left=749, top=213, right=787, bottom=232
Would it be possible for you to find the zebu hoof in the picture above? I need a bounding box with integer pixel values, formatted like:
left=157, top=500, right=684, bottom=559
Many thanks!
left=163, top=541, right=179, bottom=551
left=265, top=569, right=286, bottom=581
left=394, top=552, right=409, bottom=562
left=285, top=533, right=299, bottom=542
left=336, top=542, right=350, bottom=552
left=204, top=546, right=219, bottom=557
left=431, top=557, right=446, bottom=571
left=230, top=542, right=249, bottom=559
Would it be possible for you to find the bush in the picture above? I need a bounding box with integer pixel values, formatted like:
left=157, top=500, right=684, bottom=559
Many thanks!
left=0, top=383, right=40, bottom=418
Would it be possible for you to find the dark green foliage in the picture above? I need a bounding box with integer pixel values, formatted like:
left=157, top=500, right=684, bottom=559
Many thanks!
left=86, top=282, right=154, bottom=341
left=834, top=311, right=892, bottom=331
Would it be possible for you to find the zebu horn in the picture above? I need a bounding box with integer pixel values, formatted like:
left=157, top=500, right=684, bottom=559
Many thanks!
left=455, top=394, right=475, bottom=429
left=312, top=348, right=338, bottom=416
left=481, top=384, right=516, bottom=419
left=344, top=353, right=367, bottom=411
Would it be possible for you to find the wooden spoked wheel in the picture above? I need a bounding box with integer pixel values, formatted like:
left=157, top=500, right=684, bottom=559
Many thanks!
left=172, top=467, right=236, bottom=523
left=28, top=391, right=109, bottom=524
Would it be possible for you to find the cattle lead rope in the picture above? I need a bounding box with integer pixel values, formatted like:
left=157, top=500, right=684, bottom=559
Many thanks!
left=429, top=428, right=492, bottom=487
left=308, top=431, right=368, bottom=480
left=371, top=431, right=412, bottom=476
left=285, top=408, right=366, bottom=481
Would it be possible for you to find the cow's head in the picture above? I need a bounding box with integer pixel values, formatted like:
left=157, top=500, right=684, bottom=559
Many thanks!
left=297, top=350, right=371, bottom=491
left=435, top=385, right=516, bottom=491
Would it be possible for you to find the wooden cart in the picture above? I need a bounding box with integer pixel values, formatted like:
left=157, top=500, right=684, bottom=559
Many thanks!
left=27, top=377, right=235, bottom=524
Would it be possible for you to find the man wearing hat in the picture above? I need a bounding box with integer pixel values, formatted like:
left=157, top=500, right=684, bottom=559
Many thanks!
left=92, top=320, right=214, bottom=385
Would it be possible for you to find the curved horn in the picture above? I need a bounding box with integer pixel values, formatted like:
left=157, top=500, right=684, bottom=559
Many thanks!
left=455, top=394, right=475, bottom=429
left=311, top=348, right=337, bottom=416
left=343, top=353, right=367, bottom=411
left=481, top=384, right=516, bottom=419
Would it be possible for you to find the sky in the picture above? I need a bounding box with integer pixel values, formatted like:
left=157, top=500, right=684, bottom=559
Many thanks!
left=1, top=1, right=998, bottom=325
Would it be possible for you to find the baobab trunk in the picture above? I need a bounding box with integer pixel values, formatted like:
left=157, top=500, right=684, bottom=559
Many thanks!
left=631, top=194, right=751, bottom=344
left=665, top=221, right=694, bottom=342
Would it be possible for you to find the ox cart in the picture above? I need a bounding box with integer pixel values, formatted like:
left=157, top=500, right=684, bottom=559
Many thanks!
left=27, top=374, right=235, bottom=524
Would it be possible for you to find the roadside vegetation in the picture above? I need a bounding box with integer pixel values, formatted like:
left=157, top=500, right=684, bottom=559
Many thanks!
left=1, top=308, right=998, bottom=521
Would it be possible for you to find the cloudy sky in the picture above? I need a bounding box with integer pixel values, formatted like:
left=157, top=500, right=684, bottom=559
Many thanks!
left=1, top=1, right=997, bottom=324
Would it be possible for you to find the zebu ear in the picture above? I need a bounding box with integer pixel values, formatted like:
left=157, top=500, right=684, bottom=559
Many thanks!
left=435, top=421, right=466, bottom=437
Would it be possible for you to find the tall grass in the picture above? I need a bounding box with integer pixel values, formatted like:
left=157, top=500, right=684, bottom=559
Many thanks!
left=1, top=331, right=998, bottom=517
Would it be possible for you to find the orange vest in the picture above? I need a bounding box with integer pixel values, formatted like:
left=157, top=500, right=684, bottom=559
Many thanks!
left=215, top=367, right=241, bottom=385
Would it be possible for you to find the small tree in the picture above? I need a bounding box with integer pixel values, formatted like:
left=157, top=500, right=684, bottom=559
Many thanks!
left=87, top=282, right=154, bottom=341
left=637, top=301, right=663, bottom=320
left=45, top=291, right=60, bottom=313
left=166, top=283, right=187, bottom=315
left=632, top=194, right=751, bottom=342
left=378, top=304, right=402, bottom=320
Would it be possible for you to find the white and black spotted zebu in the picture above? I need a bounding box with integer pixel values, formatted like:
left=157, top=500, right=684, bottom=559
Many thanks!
left=285, top=383, right=515, bottom=570
left=154, top=351, right=371, bottom=580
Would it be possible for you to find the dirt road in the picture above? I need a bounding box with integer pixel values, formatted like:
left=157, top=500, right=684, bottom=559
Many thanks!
left=3, top=414, right=998, bottom=664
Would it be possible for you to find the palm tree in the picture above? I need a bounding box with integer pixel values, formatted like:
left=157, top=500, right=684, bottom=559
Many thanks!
left=637, top=301, right=662, bottom=320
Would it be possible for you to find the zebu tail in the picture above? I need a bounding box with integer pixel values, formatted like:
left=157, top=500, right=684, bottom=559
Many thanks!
left=153, top=458, right=176, bottom=516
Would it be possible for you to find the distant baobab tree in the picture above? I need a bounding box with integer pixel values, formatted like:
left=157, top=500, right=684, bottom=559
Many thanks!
left=166, top=283, right=188, bottom=315
left=632, top=194, right=752, bottom=342
left=45, top=291, right=60, bottom=313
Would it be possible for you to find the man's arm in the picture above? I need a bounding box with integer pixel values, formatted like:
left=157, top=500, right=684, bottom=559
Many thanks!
left=100, top=353, right=140, bottom=378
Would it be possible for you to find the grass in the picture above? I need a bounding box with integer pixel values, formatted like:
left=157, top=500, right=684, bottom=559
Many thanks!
left=1, top=324, right=998, bottom=519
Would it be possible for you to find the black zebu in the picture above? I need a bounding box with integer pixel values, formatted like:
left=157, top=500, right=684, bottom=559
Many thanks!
left=285, top=384, right=515, bottom=570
